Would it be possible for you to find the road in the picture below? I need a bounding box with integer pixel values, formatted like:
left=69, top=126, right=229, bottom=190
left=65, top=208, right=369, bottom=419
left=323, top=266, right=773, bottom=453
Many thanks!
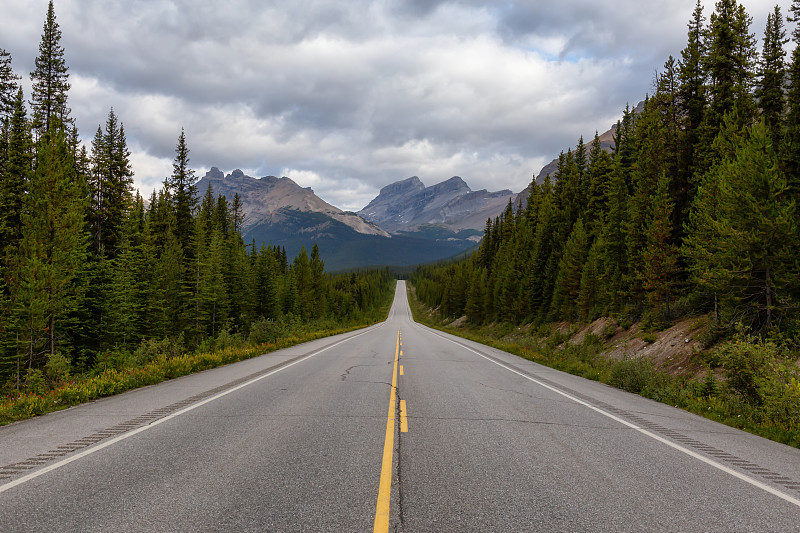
left=2, top=281, right=800, bottom=531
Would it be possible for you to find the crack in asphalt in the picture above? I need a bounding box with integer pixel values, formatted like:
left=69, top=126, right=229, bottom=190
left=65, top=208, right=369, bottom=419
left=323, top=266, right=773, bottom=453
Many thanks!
left=340, top=364, right=379, bottom=381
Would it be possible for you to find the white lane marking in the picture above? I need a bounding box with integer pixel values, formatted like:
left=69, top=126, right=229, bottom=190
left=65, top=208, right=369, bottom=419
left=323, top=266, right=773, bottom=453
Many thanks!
left=425, top=326, right=800, bottom=510
left=0, top=326, right=381, bottom=494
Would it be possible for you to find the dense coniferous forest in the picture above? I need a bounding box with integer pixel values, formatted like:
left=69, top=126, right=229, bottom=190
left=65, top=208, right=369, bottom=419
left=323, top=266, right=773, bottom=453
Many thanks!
left=413, top=0, right=800, bottom=341
left=0, top=2, right=393, bottom=392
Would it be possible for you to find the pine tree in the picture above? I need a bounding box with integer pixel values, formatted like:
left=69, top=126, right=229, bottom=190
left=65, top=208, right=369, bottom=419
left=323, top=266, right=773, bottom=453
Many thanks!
left=166, top=128, right=197, bottom=255
left=309, top=243, right=327, bottom=319
left=578, top=237, right=603, bottom=320
left=88, top=109, right=134, bottom=258
left=584, top=131, right=613, bottom=238
left=785, top=0, right=800, bottom=195
left=105, top=221, right=142, bottom=348
left=13, top=122, right=86, bottom=363
left=0, top=88, right=32, bottom=260
left=0, top=48, right=20, bottom=122
left=599, top=161, right=630, bottom=313
left=255, top=244, right=279, bottom=320
left=29, top=0, right=71, bottom=137
left=684, top=120, right=796, bottom=332
left=638, top=172, right=679, bottom=317
left=757, top=5, right=787, bottom=143
left=627, top=98, right=668, bottom=296
left=703, top=0, right=757, bottom=129
left=551, top=218, right=588, bottom=319
left=679, top=0, right=707, bottom=180
left=199, top=229, right=228, bottom=338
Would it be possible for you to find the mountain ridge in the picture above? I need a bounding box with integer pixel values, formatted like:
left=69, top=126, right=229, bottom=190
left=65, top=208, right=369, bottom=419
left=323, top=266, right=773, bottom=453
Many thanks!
left=358, top=175, right=515, bottom=236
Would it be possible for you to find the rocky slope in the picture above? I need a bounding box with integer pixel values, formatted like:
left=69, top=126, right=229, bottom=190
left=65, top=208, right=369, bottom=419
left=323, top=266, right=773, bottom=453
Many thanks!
left=195, top=168, right=389, bottom=238
left=358, top=176, right=515, bottom=237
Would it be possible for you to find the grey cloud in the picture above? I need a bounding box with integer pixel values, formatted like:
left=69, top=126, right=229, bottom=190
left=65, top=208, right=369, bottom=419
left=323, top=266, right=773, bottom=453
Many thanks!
left=1, top=0, right=792, bottom=211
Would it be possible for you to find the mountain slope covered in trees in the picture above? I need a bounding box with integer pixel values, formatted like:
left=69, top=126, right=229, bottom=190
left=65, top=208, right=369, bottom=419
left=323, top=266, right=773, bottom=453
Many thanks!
left=414, top=0, right=800, bottom=339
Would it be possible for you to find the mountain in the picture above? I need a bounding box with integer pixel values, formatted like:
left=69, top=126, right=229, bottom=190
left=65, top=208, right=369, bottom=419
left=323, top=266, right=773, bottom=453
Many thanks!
left=195, top=167, right=388, bottom=238
left=193, top=169, right=478, bottom=271
left=358, top=176, right=515, bottom=239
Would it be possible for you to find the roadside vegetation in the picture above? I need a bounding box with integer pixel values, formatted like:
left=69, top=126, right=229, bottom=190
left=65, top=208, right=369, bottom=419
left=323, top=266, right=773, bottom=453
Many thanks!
left=0, top=303, right=393, bottom=426
left=410, top=0, right=800, bottom=448
left=0, top=2, right=395, bottom=423
left=408, top=288, right=800, bottom=448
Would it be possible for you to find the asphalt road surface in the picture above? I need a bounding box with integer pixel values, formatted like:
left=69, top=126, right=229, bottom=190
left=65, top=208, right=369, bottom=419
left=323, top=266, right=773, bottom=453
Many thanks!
left=2, top=281, right=800, bottom=532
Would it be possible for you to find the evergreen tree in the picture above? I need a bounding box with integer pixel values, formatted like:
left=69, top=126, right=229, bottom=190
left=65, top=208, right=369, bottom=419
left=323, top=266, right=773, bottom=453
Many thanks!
left=0, top=88, right=32, bottom=260
left=551, top=219, right=588, bottom=319
left=309, top=243, right=327, bottom=319
left=13, top=122, right=86, bottom=363
left=757, top=5, right=787, bottom=143
left=254, top=244, right=279, bottom=320
left=29, top=0, right=71, bottom=137
left=88, top=109, right=134, bottom=258
left=684, top=121, right=796, bottom=331
left=785, top=0, right=800, bottom=194
left=584, top=131, right=613, bottom=238
left=638, top=172, right=679, bottom=317
left=0, top=48, right=20, bottom=121
left=578, top=237, right=604, bottom=320
left=199, top=229, right=228, bottom=338
left=105, top=222, right=142, bottom=348
left=166, top=128, right=197, bottom=255
left=679, top=1, right=709, bottom=185
left=703, top=0, right=757, bottom=129
left=599, top=161, right=630, bottom=312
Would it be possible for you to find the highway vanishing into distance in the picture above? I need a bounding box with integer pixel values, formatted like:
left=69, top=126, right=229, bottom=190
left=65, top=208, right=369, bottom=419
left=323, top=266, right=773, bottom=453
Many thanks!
left=2, top=281, right=800, bottom=531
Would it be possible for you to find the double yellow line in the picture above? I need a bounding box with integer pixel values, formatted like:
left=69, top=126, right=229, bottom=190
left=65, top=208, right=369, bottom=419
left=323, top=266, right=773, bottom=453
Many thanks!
left=373, top=330, right=407, bottom=532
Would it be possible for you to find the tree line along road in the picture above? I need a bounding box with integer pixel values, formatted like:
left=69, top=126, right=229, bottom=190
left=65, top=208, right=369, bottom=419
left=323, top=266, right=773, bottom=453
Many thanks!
left=1, top=281, right=800, bottom=531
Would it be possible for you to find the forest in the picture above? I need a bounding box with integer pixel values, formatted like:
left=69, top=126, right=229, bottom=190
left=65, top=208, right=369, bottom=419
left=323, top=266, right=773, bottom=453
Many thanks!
left=414, top=0, right=800, bottom=341
left=410, top=0, right=800, bottom=442
left=0, top=2, right=394, bottom=394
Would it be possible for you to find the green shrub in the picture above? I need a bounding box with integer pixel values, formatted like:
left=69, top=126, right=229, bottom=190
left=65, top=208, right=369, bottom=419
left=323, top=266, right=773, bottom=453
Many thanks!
left=758, top=363, right=800, bottom=431
left=24, top=369, right=47, bottom=395
left=718, top=337, right=779, bottom=404
left=44, top=352, right=72, bottom=384
left=700, top=367, right=718, bottom=398
left=609, top=357, right=657, bottom=395
left=132, top=335, right=184, bottom=365
left=600, top=322, right=617, bottom=339
left=249, top=317, right=288, bottom=344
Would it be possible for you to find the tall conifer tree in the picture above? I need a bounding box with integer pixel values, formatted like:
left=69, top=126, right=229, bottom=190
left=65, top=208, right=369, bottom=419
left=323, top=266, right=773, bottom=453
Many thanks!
left=14, top=122, right=86, bottom=361
left=757, top=5, right=787, bottom=143
left=29, top=0, right=71, bottom=137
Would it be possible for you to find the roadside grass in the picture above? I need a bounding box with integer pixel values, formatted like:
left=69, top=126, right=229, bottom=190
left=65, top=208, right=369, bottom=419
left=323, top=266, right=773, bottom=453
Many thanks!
left=1, top=294, right=395, bottom=427
left=406, top=287, right=800, bottom=449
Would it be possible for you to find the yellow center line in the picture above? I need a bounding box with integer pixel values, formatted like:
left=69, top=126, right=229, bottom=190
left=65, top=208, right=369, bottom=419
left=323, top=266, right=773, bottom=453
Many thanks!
left=399, top=365, right=404, bottom=376
left=373, top=329, right=400, bottom=533
left=400, top=400, right=408, bottom=433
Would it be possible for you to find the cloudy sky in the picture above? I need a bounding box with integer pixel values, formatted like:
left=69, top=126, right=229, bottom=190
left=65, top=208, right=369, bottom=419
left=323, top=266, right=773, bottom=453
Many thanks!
left=1, top=0, right=792, bottom=210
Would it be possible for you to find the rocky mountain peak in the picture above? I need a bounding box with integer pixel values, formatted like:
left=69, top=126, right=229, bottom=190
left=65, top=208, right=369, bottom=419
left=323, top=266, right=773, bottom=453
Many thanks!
left=432, top=176, right=470, bottom=193
left=358, top=175, right=515, bottom=234
left=378, top=176, right=425, bottom=196
left=206, top=166, right=224, bottom=180
left=193, top=168, right=389, bottom=239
